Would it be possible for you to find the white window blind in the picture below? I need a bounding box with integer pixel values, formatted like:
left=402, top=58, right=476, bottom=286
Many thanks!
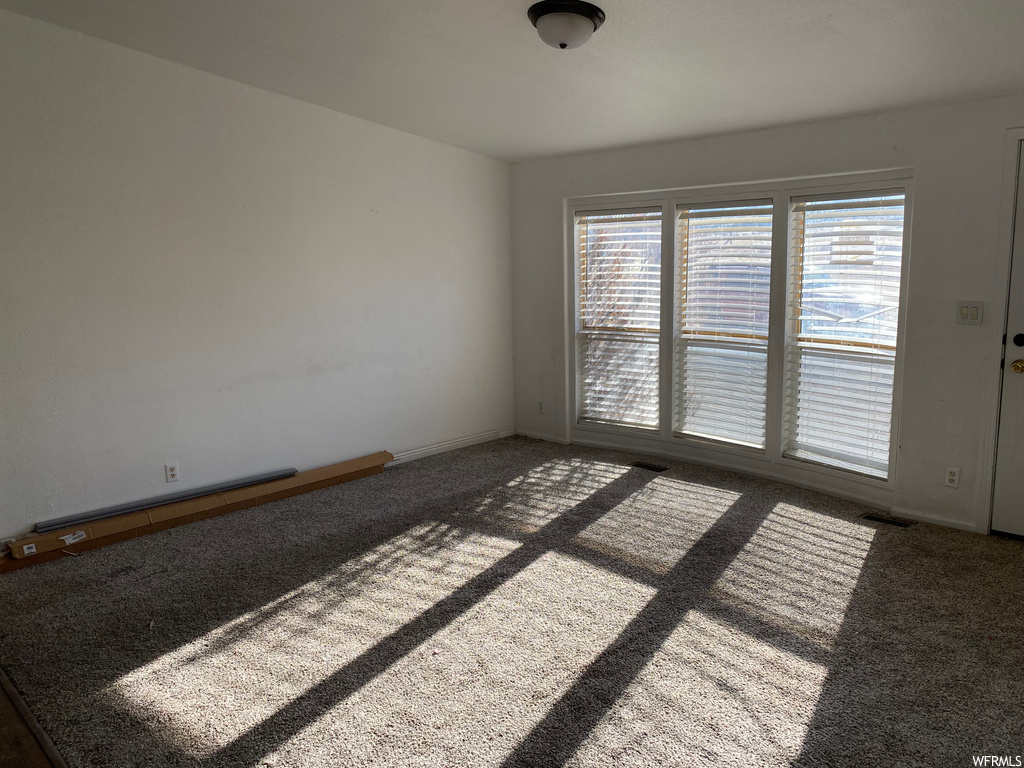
left=784, top=193, right=906, bottom=478
left=675, top=202, right=773, bottom=447
left=577, top=210, right=662, bottom=428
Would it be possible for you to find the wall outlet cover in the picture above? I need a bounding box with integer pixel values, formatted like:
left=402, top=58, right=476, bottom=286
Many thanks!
left=955, top=301, right=984, bottom=325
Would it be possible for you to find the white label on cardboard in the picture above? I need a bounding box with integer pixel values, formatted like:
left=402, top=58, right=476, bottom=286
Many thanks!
left=59, top=530, right=87, bottom=545
left=23, top=543, right=37, bottom=556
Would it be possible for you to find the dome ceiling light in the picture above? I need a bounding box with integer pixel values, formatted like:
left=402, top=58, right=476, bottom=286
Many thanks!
left=527, top=1, right=606, bottom=50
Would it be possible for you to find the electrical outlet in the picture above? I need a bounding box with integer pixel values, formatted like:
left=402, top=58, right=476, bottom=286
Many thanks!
left=538, top=400, right=545, bottom=413
left=945, top=466, right=960, bottom=488
left=165, top=463, right=179, bottom=483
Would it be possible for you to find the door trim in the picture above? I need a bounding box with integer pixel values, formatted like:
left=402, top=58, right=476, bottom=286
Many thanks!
left=987, top=128, right=1024, bottom=533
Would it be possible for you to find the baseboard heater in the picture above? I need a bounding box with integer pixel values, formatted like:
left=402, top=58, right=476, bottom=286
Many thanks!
left=3, top=450, right=393, bottom=566
left=34, top=469, right=298, bottom=533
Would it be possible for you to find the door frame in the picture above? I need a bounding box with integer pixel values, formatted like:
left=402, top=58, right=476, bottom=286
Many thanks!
left=987, top=127, right=1024, bottom=534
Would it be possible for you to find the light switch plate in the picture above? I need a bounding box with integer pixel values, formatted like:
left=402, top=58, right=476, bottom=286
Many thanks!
left=955, top=301, right=984, bottom=325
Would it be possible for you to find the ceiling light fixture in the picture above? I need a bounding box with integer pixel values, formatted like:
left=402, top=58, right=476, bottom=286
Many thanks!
left=527, top=1, right=606, bottom=50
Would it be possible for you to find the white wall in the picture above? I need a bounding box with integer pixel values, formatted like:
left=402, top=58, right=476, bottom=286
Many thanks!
left=512, top=94, right=1024, bottom=532
left=0, top=10, right=513, bottom=540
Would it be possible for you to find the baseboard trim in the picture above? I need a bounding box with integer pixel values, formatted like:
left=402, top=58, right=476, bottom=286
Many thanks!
left=515, top=430, right=571, bottom=445
left=890, top=506, right=981, bottom=532
left=571, top=432, right=893, bottom=512
left=391, top=430, right=512, bottom=464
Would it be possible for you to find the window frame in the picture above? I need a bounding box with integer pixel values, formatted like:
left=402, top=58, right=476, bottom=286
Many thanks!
left=565, top=170, right=914, bottom=506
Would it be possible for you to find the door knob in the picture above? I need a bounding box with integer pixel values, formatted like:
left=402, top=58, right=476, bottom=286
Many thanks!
left=1012, top=360, right=1024, bottom=374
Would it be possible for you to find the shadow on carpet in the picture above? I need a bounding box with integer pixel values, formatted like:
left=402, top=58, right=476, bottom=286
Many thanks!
left=0, top=437, right=1021, bottom=768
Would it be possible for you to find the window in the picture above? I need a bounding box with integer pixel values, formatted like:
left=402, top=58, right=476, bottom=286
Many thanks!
left=784, top=193, right=906, bottom=478
left=571, top=173, right=910, bottom=487
left=576, top=209, right=662, bottom=429
left=675, top=202, right=773, bottom=447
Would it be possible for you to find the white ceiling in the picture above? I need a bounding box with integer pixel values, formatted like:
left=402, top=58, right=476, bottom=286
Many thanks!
left=3, top=0, right=1024, bottom=162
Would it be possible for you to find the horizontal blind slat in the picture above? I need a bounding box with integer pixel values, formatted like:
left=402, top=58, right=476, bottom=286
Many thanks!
left=675, top=199, right=773, bottom=448
left=577, top=333, right=659, bottom=427
left=577, top=207, right=663, bottom=430
left=579, top=210, right=663, bottom=334
left=785, top=192, right=905, bottom=480
left=789, top=193, right=904, bottom=349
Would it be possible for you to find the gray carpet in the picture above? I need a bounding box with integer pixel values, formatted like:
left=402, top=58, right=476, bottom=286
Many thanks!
left=0, top=436, right=1021, bottom=768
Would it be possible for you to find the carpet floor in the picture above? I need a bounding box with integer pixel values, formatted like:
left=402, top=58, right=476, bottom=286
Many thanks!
left=0, top=437, right=1021, bottom=768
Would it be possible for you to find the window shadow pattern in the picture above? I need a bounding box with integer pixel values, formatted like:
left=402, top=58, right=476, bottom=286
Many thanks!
left=496, top=490, right=774, bottom=768
left=207, top=465, right=657, bottom=766
left=1, top=438, right=1021, bottom=768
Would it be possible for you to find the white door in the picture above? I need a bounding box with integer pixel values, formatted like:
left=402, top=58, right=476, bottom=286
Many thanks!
left=993, top=143, right=1024, bottom=536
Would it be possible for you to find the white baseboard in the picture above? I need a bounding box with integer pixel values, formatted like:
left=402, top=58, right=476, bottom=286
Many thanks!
left=890, top=506, right=983, bottom=532
left=391, top=430, right=512, bottom=465
left=389, top=432, right=988, bottom=535
left=515, top=430, right=571, bottom=445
